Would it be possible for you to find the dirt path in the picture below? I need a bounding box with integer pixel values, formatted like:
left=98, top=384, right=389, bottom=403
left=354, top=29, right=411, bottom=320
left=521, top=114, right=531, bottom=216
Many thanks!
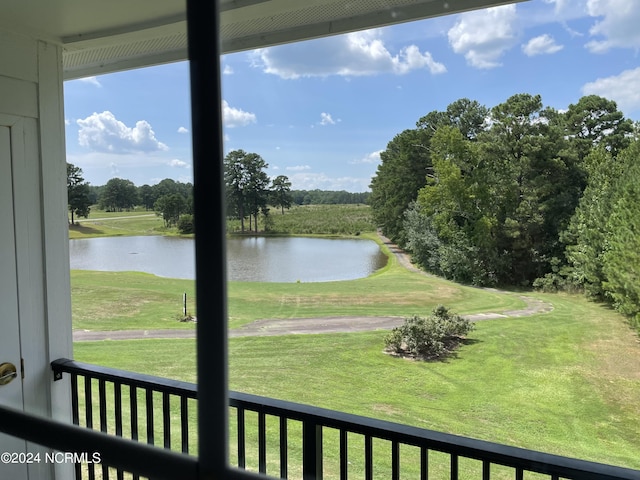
left=74, top=213, right=156, bottom=223
left=73, top=234, right=553, bottom=342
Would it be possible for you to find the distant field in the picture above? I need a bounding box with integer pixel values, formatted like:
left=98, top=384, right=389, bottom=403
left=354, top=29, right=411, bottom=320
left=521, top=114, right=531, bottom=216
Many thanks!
left=70, top=203, right=375, bottom=239
left=228, top=203, right=376, bottom=235
left=69, top=208, right=167, bottom=239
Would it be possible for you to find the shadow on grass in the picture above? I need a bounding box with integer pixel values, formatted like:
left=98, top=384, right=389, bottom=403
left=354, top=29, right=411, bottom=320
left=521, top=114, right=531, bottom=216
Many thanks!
left=385, top=337, right=483, bottom=363
left=69, top=223, right=105, bottom=235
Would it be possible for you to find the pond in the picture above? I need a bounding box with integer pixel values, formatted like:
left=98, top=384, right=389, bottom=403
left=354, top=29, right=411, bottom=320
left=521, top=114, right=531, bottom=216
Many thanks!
left=69, top=235, right=387, bottom=282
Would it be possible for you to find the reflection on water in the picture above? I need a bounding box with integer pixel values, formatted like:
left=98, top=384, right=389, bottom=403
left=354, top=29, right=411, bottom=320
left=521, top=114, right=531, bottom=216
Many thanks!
left=69, top=236, right=387, bottom=282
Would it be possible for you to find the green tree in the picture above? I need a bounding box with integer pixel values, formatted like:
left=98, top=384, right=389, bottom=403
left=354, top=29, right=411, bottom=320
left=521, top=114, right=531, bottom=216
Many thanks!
left=67, top=163, right=92, bottom=225
left=563, top=95, right=633, bottom=161
left=99, top=178, right=139, bottom=211
left=602, top=149, right=640, bottom=328
left=413, top=126, right=499, bottom=285
left=224, top=149, right=269, bottom=232
left=371, top=99, right=488, bottom=246
left=138, top=184, right=156, bottom=210
left=369, top=128, right=433, bottom=245
left=154, top=193, right=187, bottom=227
left=478, top=93, right=580, bottom=284
left=416, top=98, right=488, bottom=140
left=562, top=148, right=620, bottom=298
left=271, top=175, right=292, bottom=214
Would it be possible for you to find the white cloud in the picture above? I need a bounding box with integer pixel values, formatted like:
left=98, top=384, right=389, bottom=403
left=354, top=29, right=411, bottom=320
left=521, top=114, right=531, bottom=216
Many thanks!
left=522, top=34, right=564, bottom=56
left=448, top=5, right=519, bottom=69
left=169, top=159, right=190, bottom=168
left=76, top=76, right=102, bottom=87
left=286, top=165, right=312, bottom=171
left=251, top=29, right=446, bottom=79
left=350, top=150, right=383, bottom=165
left=288, top=172, right=371, bottom=192
left=585, top=0, right=640, bottom=52
left=319, top=112, right=336, bottom=126
left=76, top=111, right=168, bottom=153
left=222, top=100, right=257, bottom=127
left=223, top=65, right=234, bottom=75
left=582, top=67, right=640, bottom=114
left=177, top=126, right=189, bottom=134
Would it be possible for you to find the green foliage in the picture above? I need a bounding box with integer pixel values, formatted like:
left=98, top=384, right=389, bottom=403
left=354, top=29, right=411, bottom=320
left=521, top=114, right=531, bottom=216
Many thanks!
left=99, top=177, right=139, bottom=211
left=369, top=128, right=433, bottom=244
left=224, top=149, right=270, bottom=232
left=563, top=94, right=633, bottom=160
left=371, top=93, right=634, bottom=290
left=270, top=175, right=292, bottom=214
left=562, top=147, right=621, bottom=298
left=601, top=151, right=640, bottom=327
left=154, top=193, right=187, bottom=227
left=67, top=163, right=92, bottom=224
left=177, top=214, right=194, bottom=234
left=384, top=305, right=474, bottom=360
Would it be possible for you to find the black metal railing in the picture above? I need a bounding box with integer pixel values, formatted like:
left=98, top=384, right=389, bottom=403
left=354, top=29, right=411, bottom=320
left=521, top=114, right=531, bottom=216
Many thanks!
left=51, top=358, right=640, bottom=480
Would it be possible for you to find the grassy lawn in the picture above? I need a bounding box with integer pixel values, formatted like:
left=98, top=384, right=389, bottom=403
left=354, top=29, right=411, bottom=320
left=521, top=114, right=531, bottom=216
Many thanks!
left=69, top=214, right=168, bottom=239
left=73, top=293, right=640, bottom=476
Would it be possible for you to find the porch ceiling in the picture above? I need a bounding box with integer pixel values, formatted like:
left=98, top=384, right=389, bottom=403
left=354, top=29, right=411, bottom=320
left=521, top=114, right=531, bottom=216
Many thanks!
left=0, top=0, right=526, bottom=79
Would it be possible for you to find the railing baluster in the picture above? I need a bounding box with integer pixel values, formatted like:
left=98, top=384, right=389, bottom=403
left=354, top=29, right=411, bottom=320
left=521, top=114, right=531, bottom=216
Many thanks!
left=365, top=435, right=373, bottom=480
left=114, top=382, right=122, bottom=436
left=70, top=374, right=82, bottom=480
left=421, top=447, right=428, bottom=480
left=163, top=392, right=171, bottom=449
left=340, top=430, right=348, bottom=480
left=392, top=440, right=400, bottom=480
left=130, top=385, right=139, bottom=480
left=258, top=411, right=267, bottom=474
left=114, top=383, right=124, bottom=480
left=279, top=416, right=288, bottom=479
left=237, top=408, right=246, bottom=469
left=181, top=396, right=189, bottom=454
left=98, top=379, right=107, bottom=433
left=515, top=467, right=524, bottom=480
left=302, top=420, right=322, bottom=480
left=482, top=460, right=490, bottom=480
left=99, top=379, right=109, bottom=479
left=450, top=453, right=458, bottom=480
left=146, top=388, right=154, bottom=446
left=130, top=385, right=138, bottom=441
left=84, top=377, right=95, bottom=480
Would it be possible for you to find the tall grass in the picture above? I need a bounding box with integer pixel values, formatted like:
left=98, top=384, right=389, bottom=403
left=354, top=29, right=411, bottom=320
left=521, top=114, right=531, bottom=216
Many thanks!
left=228, top=204, right=376, bottom=235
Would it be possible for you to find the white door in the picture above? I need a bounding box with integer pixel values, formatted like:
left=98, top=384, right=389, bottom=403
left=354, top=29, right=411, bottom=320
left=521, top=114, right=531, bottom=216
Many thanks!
left=0, top=124, right=28, bottom=479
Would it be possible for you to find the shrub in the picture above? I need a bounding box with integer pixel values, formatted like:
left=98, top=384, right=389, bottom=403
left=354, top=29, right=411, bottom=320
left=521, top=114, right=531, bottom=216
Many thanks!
left=177, top=214, right=194, bottom=234
left=384, top=305, right=474, bottom=360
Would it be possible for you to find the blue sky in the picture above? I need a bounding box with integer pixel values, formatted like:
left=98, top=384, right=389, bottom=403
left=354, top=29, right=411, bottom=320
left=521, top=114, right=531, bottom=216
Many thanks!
left=64, top=0, right=640, bottom=192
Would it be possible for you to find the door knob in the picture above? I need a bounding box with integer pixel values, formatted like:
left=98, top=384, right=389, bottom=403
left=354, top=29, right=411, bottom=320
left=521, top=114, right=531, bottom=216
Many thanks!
left=0, top=362, right=17, bottom=386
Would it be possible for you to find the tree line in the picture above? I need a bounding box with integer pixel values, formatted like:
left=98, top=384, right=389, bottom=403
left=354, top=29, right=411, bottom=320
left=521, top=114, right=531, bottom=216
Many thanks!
left=67, top=158, right=369, bottom=235
left=369, top=93, right=640, bottom=329
left=67, top=167, right=195, bottom=231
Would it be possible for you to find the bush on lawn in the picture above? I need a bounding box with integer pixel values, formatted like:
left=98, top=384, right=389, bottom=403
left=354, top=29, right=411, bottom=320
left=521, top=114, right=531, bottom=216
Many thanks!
left=385, top=305, right=474, bottom=360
